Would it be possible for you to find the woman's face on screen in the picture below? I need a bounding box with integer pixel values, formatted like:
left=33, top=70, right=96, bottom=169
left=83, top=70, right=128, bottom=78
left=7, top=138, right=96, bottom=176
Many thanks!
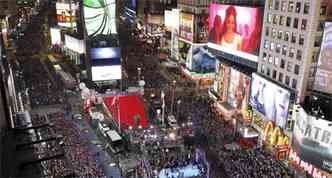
left=226, top=15, right=236, bottom=33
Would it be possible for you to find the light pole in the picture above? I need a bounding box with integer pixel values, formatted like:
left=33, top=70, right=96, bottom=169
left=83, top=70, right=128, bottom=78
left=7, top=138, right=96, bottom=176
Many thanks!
left=170, top=80, right=176, bottom=115
left=137, top=67, right=141, bottom=81
left=161, top=90, right=165, bottom=127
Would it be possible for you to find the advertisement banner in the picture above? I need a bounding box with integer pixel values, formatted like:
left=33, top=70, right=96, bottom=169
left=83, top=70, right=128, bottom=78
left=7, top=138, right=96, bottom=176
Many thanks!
left=64, top=35, right=85, bottom=54
left=189, top=44, right=216, bottom=74
left=56, top=2, right=78, bottom=28
left=179, top=13, right=194, bottom=42
left=208, top=4, right=262, bottom=62
left=50, top=28, right=61, bottom=45
left=292, top=107, right=332, bottom=174
left=83, top=0, right=117, bottom=37
left=171, top=9, right=180, bottom=60
left=227, top=69, right=251, bottom=113
left=91, top=65, right=122, bottom=81
left=164, top=10, right=173, bottom=31
left=314, top=22, right=332, bottom=94
left=250, top=73, right=290, bottom=128
left=196, top=15, right=209, bottom=43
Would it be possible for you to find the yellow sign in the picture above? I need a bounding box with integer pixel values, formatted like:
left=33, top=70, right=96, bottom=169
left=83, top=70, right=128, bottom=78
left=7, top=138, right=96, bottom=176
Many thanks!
left=263, top=121, right=288, bottom=146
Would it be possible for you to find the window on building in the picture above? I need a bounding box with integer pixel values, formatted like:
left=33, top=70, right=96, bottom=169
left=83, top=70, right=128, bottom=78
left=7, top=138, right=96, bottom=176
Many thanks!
left=274, top=57, right=279, bottom=66
left=318, top=21, right=324, bottom=31
left=295, top=2, right=301, bottom=13
left=279, top=73, right=284, bottom=82
left=284, top=31, right=289, bottom=41
left=289, top=47, right=295, bottom=58
left=301, top=19, right=307, bottom=30
left=270, top=42, right=275, bottom=51
left=276, top=44, right=281, bottom=53
left=304, top=2, right=310, bottom=14
left=279, top=16, right=285, bottom=26
left=268, top=55, right=273, bottom=63
left=288, top=1, right=294, bottom=12
left=273, top=70, right=277, bottom=79
left=263, top=52, right=267, bottom=61
left=291, top=32, right=297, bottom=43
left=275, top=0, right=280, bottom=10
left=265, top=26, right=270, bottom=36
left=285, top=75, right=290, bottom=86
left=294, top=65, right=300, bottom=75
left=299, top=34, right=304, bottom=45
left=282, top=45, right=287, bottom=56
left=296, top=50, right=302, bottom=61
left=269, top=0, right=273, bottom=10
left=281, top=1, right=287, bottom=12
left=280, top=59, right=285, bottom=69
left=292, top=79, right=297, bottom=89
left=261, top=64, right=265, bottom=73
left=293, top=18, right=299, bottom=29
left=272, top=28, right=277, bottom=38
left=264, top=40, right=270, bottom=49
left=286, top=17, right=291, bottom=27
left=287, top=61, right=293, bottom=72
left=273, top=15, right=280, bottom=25
left=278, top=30, right=283, bottom=39
left=320, top=6, right=327, bottom=16
left=267, top=68, right=271, bottom=76
left=268, top=13, right=273, bottom=24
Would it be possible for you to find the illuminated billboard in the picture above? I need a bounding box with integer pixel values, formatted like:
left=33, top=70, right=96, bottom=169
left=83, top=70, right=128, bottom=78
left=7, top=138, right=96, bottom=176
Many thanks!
left=189, top=45, right=216, bottom=73
left=179, top=13, right=194, bottom=42
left=208, top=4, right=262, bottom=62
left=250, top=74, right=290, bottom=128
left=164, top=10, right=174, bottom=31
left=56, top=2, right=78, bottom=28
left=50, top=28, right=61, bottom=45
left=90, top=47, right=121, bottom=59
left=292, top=107, right=332, bottom=174
left=171, top=9, right=180, bottom=60
left=314, top=22, right=332, bottom=94
left=83, top=0, right=117, bottom=37
left=227, top=68, right=251, bottom=112
left=91, top=65, right=122, bottom=81
left=64, top=35, right=85, bottom=54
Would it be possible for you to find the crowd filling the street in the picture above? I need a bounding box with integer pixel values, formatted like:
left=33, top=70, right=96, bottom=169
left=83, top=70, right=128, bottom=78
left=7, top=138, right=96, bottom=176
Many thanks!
left=2, top=0, right=332, bottom=178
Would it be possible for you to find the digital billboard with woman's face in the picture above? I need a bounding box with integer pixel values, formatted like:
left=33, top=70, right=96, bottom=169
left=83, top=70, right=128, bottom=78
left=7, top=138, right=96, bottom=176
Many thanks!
left=208, top=4, right=262, bottom=62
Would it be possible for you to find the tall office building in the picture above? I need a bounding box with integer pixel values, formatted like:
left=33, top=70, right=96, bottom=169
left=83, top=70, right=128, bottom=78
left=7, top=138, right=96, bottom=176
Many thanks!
left=258, top=0, right=331, bottom=103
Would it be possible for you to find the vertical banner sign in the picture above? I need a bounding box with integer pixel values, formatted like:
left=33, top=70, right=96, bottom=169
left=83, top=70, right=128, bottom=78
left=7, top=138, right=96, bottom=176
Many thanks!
left=171, top=9, right=180, bottom=60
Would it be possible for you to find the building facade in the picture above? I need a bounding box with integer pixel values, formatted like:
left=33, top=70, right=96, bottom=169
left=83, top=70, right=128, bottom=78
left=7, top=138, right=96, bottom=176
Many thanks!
left=258, top=0, right=331, bottom=103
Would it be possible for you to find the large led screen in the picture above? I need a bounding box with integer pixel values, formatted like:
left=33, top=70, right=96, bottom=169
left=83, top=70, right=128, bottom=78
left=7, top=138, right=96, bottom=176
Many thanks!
left=179, top=13, right=194, bottom=42
left=292, top=108, right=332, bottom=173
left=190, top=45, right=216, bottom=74
left=91, top=65, right=122, bottom=81
left=90, top=47, right=121, bottom=59
left=83, top=0, right=117, bottom=37
left=208, top=4, right=262, bottom=62
left=56, top=2, right=78, bottom=28
left=314, top=22, right=332, bottom=94
left=250, top=74, right=290, bottom=128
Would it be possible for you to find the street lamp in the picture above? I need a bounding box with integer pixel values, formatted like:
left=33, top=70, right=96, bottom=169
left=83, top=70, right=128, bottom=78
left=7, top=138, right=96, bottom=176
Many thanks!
left=170, top=80, right=176, bottom=115
left=161, top=90, right=165, bottom=127
left=137, top=67, right=141, bottom=81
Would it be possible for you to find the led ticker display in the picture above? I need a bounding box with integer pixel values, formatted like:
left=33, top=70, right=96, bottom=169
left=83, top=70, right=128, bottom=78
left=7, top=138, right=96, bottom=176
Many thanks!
left=208, top=4, right=262, bottom=62
left=83, top=0, right=117, bottom=37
